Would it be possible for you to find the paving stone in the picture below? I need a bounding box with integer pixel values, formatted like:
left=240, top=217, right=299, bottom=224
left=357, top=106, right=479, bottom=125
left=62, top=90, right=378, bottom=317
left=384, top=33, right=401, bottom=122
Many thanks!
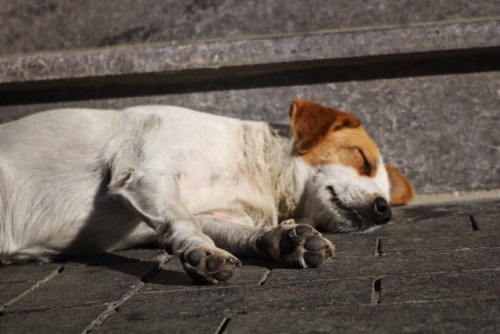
left=65, top=248, right=167, bottom=267
left=448, top=200, right=500, bottom=215
left=268, top=248, right=500, bottom=283
left=0, top=262, right=61, bottom=283
left=378, top=213, right=472, bottom=235
left=371, top=214, right=499, bottom=238
left=0, top=304, right=105, bottom=334
left=112, top=278, right=373, bottom=321
left=395, top=200, right=500, bottom=220
left=6, top=262, right=156, bottom=311
left=143, top=256, right=269, bottom=293
left=325, top=234, right=378, bottom=257
left=95, top=313, right=224, bottom=334
left=113, top=248, right=169, bottom=263
left=0, top=281, right=34, bottom=306
left=379, top=233, right=500, bottom=255
left=382, top=270, right=500, bottom=303
left=394, top=202, right=498, bottom=221
left=375, top=248, right=500, bottom=276
left=473, top=212, right=500, bottom=232
left=376, top=200, right=500, bottom=236
left=225, top=298, right=500, bottom=333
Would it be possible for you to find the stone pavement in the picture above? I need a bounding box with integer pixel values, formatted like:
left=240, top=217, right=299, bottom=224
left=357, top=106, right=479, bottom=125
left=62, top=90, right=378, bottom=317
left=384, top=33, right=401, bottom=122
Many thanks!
left=1, top=198, right=499, bottom=333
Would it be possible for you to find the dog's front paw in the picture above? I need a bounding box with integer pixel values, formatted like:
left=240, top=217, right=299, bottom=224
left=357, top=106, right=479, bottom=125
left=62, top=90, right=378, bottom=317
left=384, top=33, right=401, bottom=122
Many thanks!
left=279, top=223, right=335, bottom=268
left=180, top=248, right=241, bottom=284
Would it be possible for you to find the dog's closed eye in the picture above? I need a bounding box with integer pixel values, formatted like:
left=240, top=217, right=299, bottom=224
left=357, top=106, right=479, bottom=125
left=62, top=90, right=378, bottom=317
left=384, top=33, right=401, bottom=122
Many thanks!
left=356, top=148, right=373, bottom=176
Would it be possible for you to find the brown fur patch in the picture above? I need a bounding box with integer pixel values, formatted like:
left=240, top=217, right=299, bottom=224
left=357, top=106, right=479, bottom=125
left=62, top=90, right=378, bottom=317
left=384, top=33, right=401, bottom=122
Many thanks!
left=302, top=127, right=380, bottom=177
left=386, top=165, right=415, bottom=205
left=290, top=99, right=360, bottom=155
left=290, top=99, right=379, bottom=176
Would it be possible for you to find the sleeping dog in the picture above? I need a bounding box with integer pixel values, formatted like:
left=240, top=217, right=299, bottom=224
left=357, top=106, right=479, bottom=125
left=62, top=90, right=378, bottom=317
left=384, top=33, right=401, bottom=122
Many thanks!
left=0, top=99, right=414, bottom=284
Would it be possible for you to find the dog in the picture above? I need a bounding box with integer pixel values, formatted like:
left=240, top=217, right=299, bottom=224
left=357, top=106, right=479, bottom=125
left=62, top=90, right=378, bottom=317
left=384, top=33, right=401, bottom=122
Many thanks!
left=0, top=99, right=414, bottom=284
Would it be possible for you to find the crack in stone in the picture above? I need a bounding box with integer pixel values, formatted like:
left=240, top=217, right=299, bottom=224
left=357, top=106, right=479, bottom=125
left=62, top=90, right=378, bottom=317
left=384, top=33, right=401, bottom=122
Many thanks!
left=2, top=265, right=64, bottom=310
left=81, top=263, right=162, bottom=333
left=371, top=277, right=382, bottom=304
left=258, top=268, right=273, bottom=286
left=80, top=282, right=145, bottom=334
left=375, top=238, right=383, bottom=256
left=215, top=317, right=232, bottom=334
left=1, top=302, right=102, bottom=316
left=469, top=215, right=480, bottom=231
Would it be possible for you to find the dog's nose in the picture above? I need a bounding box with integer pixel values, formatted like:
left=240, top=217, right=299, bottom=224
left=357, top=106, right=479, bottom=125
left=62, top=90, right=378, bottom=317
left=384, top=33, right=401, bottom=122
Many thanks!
left=373, top=197, right=392, bottom=225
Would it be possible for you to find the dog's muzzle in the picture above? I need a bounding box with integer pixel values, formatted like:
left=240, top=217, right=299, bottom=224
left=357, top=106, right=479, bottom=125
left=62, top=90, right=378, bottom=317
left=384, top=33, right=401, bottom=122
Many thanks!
left=327, top=186, right=392, bottom=228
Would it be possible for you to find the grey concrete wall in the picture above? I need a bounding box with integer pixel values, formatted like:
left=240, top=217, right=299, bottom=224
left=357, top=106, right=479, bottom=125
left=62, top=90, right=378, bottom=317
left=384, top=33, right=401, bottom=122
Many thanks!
left=2, top=0, right=500, bottom=55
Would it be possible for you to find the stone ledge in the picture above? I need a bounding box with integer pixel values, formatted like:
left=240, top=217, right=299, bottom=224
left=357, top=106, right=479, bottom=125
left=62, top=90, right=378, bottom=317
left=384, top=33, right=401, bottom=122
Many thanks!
left=1, top=19, right=499, bottom=85
left=411, top=189, right=500, bottom=206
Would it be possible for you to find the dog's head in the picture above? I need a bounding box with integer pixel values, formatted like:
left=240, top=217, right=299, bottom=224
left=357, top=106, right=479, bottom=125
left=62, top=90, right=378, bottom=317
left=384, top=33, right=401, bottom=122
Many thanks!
left=290, top=99, right=414, bottom=232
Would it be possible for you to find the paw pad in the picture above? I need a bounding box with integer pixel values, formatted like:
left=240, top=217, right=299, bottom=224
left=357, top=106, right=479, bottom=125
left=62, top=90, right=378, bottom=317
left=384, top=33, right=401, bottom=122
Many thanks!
left=181, top=248, right=241, bottom=284
left=185, top=248, right=206, bottom=266
left=304, top=236, right=327, bottom=251
left=303, top=252, right=326, bottom=268
left=295, top=224, right=314, bottom=236
left=206, top=256, right=225, bottom=272
left=278, top=224, right=335, bottom=268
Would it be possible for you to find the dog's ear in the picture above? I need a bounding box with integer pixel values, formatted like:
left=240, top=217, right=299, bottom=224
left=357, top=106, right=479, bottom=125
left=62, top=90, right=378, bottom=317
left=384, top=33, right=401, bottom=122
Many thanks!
left=289, top=99, right=360, bottom=154
left=386, top=165, right=415, bottom=206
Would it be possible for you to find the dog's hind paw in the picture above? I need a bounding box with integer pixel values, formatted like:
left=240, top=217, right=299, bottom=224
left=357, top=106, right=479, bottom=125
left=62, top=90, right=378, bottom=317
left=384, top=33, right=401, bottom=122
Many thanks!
left=278, top=223, right=335, bottom=268
left=180, top=248, right=241, bottom=284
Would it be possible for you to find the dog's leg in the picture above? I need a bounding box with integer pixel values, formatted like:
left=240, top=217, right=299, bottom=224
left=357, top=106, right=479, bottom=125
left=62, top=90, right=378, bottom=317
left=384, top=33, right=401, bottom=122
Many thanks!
left=109, top=168, right=241, bottom=284
left=197, top=210, right=335, bottom=268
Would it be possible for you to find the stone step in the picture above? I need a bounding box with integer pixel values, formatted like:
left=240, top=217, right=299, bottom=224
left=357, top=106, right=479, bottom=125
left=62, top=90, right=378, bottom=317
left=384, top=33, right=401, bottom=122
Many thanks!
left=1, top=19, right=499, bottom=86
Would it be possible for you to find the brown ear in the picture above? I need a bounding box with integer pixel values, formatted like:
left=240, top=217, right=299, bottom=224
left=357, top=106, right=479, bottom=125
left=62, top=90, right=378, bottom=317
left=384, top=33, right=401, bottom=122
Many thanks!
left=386, top=165, right=415, bottom=206
left=289, top=99, right=360, bottom=154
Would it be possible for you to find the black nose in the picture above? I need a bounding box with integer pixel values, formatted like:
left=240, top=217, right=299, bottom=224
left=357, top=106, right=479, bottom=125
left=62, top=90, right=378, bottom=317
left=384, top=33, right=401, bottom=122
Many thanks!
left=373, top=197, right=392, bottom=225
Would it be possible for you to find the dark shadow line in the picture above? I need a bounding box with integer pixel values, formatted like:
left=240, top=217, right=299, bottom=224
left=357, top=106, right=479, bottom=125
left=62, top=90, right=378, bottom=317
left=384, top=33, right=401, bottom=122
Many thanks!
left=1, top=46, right=500, bottom=106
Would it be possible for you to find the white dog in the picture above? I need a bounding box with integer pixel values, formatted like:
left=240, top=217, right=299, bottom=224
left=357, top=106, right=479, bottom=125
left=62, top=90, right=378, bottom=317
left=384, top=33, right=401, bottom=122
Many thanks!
left=0, top=99, right=414, bottom=283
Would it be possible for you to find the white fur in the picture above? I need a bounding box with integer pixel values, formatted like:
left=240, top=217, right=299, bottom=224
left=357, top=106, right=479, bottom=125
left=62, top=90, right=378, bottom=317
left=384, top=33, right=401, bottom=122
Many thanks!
left=0, top=105, right=390, bottom=264
left=374, top=159, right=391, bottom=200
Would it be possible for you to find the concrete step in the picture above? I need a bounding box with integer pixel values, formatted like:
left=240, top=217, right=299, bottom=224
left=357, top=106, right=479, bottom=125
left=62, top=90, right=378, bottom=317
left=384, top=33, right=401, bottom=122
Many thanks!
left=1, top=19, right=500, bottom=85
left=0, top=19, right=499, bottom=195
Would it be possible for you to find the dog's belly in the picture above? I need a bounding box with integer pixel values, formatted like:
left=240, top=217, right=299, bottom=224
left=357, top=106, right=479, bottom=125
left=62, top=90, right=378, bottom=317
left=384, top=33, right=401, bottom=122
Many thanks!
left=178, top=165, right=248, bottom=212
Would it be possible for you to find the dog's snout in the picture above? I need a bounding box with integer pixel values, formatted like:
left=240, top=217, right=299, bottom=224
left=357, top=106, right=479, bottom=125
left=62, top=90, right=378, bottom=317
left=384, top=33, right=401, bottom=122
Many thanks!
left=373, top=197, right=392, bottom=225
